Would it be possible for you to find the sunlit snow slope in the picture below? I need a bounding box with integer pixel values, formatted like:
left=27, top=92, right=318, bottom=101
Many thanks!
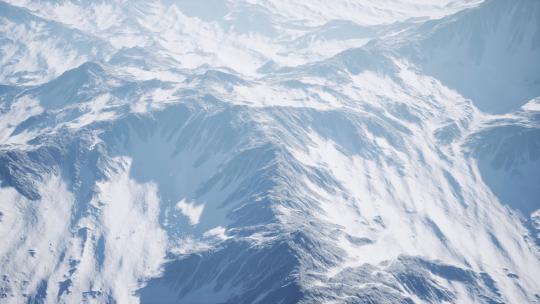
left=0, top=0, right=539, bottom=303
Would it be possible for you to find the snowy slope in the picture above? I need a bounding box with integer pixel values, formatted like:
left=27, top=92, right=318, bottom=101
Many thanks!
left=0, top=0, right=539, bottom=303
left=395, top=0, right=540, bottom=113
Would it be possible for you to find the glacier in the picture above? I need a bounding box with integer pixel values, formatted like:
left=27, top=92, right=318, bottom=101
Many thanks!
left=0, top=0, right=539, bottom=303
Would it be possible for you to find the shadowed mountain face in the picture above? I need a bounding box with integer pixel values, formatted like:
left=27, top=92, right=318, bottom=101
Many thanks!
left=398, top=0, right=540, bottom=114
left=0, top=0, right=539, bottom=303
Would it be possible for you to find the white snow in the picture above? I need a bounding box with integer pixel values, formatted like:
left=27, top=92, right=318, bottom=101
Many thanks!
left=176, top=199, right=205, bottom=225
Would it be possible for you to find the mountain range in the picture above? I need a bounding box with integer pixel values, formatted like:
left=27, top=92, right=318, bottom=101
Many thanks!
left=0, top=0, right=539, bottom=303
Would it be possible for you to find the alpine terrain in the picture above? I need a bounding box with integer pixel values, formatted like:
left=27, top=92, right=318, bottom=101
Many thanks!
left=0, top=0, right=539, bottom=303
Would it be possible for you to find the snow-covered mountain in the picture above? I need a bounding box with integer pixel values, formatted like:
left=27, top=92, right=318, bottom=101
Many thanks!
left=0, top=0, right=539, bottom=303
